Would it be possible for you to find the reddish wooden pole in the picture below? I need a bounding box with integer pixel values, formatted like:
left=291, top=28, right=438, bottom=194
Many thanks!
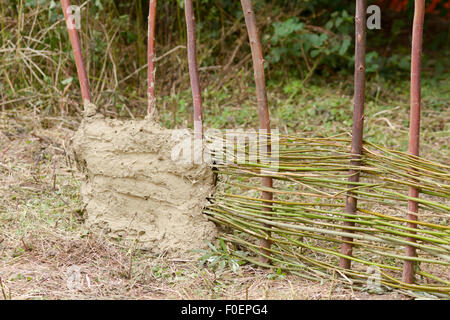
left=147, top=0, right=157, bottom=114
left=241, top=0, right=273, bottom=264
left=339, top=0, right=367, bottom=269
left=60, top=0, right=92, bottom=105
left=402, top=0, right=425, bottom=284
left=184, top=0, right=203, bottom=138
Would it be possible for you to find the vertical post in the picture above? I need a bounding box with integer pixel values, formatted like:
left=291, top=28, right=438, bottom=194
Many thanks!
left=147, top=0, right=157, bottom=114
left=402, top=0, right=425, bottom=284
left=339, top=0, right=367, bottom=269
left=241, top=0, right=273, bottom=264
left=60, top=0, right=92, bottom=105
left=184, top=0, right=203, bottom=138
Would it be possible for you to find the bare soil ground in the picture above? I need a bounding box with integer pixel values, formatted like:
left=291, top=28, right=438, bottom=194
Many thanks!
left=0, top=110, right=411, bottom=300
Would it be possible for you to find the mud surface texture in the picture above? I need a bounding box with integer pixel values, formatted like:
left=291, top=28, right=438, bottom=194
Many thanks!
left=72, top=116, right=217, bottom=258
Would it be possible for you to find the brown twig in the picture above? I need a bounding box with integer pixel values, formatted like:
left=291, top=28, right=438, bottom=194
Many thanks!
left=0, top=277, right=10, bottom=300
left=147, top=0, right=157, bottom=115
left=402, top=0, right=425, bottom=285
left=339, top=0, right=367, bottom=269
left=60, top=0, right=92, bottom=106
left=21, top=236, right=32, bottom=252
left=241, top=0, right=273, bottom=264
left=52, top=157, right=57, bottom=190
left=184, top=0, right=203, bottom=138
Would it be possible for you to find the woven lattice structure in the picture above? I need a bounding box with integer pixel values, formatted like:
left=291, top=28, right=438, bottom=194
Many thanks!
left=205, top=133, right=449, bottom=297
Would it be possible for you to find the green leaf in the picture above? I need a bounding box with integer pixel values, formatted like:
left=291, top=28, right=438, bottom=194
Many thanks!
left=61, top=77, right=73, bottom=85
left=95, top=0, right=104, bottom=11
left=208, top=255, right=219, bottom=267
left=219, top=238, right=227, bottom=253
left=310, top=49, right=321, bottom=58
left=319, top=33, right=328, bottom=43
left=206, top=241, right=217, bottom=252
left=273, top=18, right=304, bottom=40
left=230, top=260, right=240, bottom=273
left=339, top=38, right=351, bottom=56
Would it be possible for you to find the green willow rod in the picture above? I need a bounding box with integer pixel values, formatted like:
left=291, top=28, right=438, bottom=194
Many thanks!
left=219, top=220, right=412, bottom=263
left=213, top=202, right=450, bottom=247
left=208, top=207, right=450, bottom=259
left=216, top=169, right=356, bottom=181
left=364, top=156, right=450, bottom=177
left=213, top=201, right=376, bottom=233
left=278, top=235, right=450, bottom=287
left=214, top=196, right=362, bottom=218
left=224, top=159, right=448, bottom=189
left=363, top=160, right=450, bottom=187
left=215, top=193, right=390, bottom=221
left=222, top=232, right=402, bottom=274
left=211, top=206, right=450, bottom=256
left=223, top=234, right=449, bottom=291
left=223, top=182, right=405, bottom=206
left=363, top=141, right=450, bottom=170
left=221, top=181, right=398, bottom=202
left=359, top=208, right=450, bottom=230
left=365, top=165, right=450, bottom=189
left=362, top=247, right=449, bottom=267
left=211, top=208, right=390, bottom=248
left=215, top=193, right=346, bottom=207
left=375, top=188, right=450, bottom=211
left=214, top=200, right=376, bottom=230
left=206, top=213, right=269, bottom=240
left=219, top=181, right=446, bottom=216
left=214, top=197, right=450, bottom=239
left=220, top=238, right=328, bottom=282
left=221, top=169, right=382, bottom=187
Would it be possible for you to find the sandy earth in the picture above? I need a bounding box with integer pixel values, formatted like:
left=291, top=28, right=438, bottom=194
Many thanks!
left=72, top=116, right=217, bottom=258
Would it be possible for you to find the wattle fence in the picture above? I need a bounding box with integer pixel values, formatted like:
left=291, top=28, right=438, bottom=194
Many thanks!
left=61, top=0, right=449, bottom=297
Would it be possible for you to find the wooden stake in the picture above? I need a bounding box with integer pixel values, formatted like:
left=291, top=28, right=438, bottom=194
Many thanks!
left=60, top=0, right=92, bottom=105
left=184, top=0, right=203, bottom=138
left=241, top=0, right=273, bottom=264
left=402, top=0, right=425, bottom=284
left=339, top=0, right=367, bottom=269
left=147, top=0, right=157, bottom=114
